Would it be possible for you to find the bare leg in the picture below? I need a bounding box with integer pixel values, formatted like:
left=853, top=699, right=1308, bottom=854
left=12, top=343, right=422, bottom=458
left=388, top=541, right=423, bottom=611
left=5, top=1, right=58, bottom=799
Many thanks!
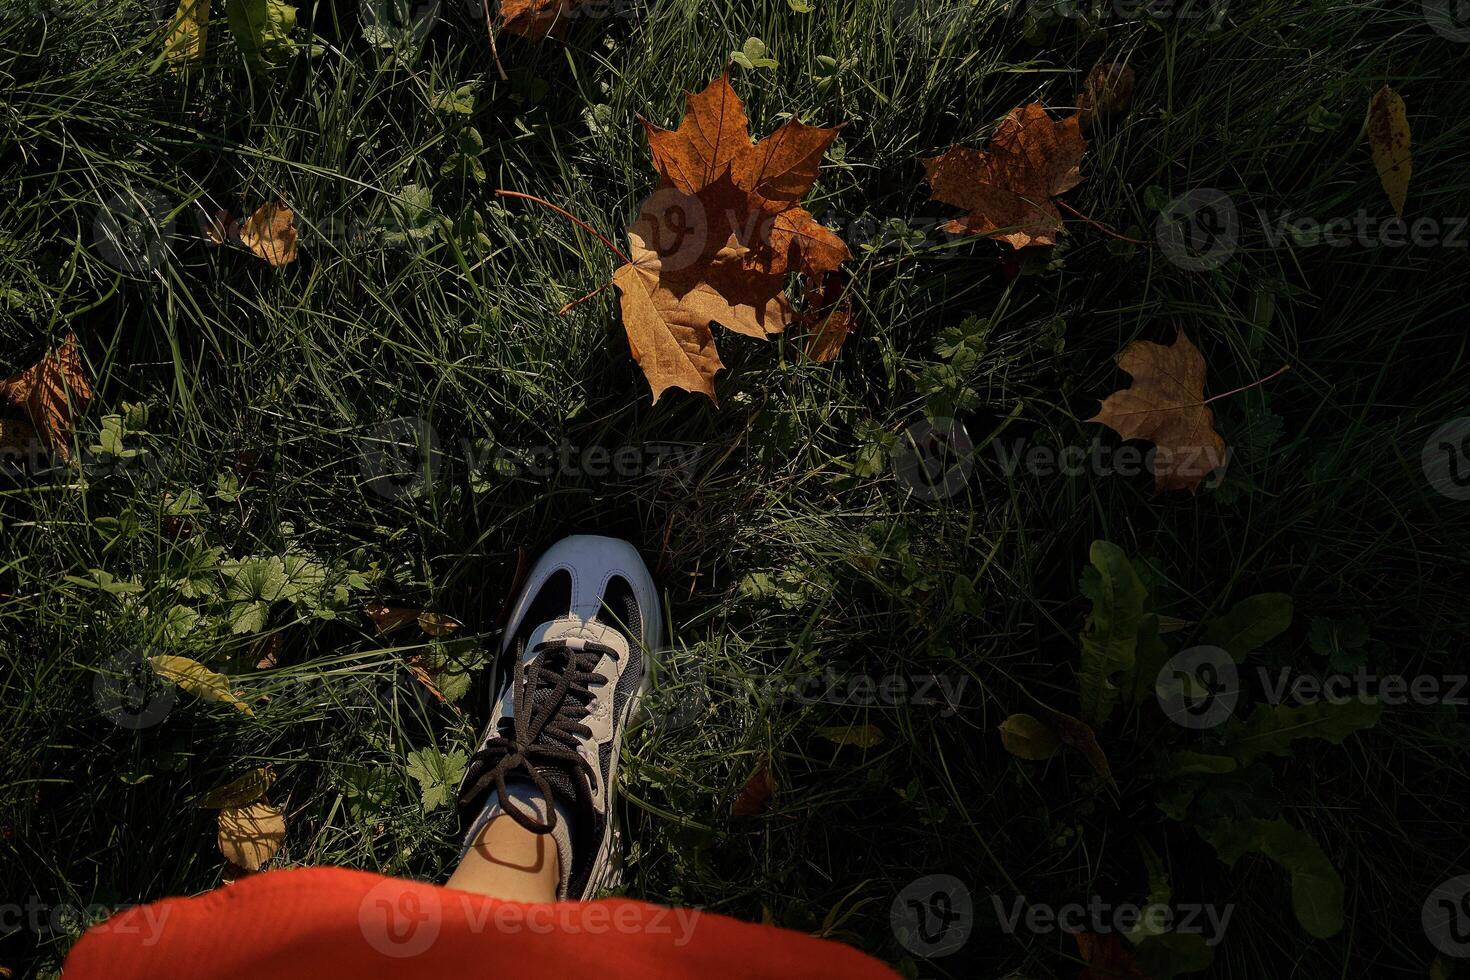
left=446, top=814, right=559, bottom=903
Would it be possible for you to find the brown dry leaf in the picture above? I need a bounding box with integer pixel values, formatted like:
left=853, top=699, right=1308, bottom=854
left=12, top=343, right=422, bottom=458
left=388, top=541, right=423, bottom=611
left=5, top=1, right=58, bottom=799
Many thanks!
left=1076, top=932, right=1151, bottom=980
left=615, top=72, right=848, bottom=403
left=1046, top=709, right=1112, bottom=780
left=802, top=271, right=854, bottom=363
left=1089, top=330, right=1228, bottom=494
left=239, top=202, right=298, bottom=266
left=199, top=767, right=275, bottom=808
left=923, top=103, right=1087, bottom=249
left=406, top=655, right=450, bottom=706
left=0, top=333, right=92, bottom=461
left=203, top=208, right=237, bottom=246
left=614, top=180, right=791, bottom=403
left=217, top=801, right=285, bottom=871
left=252, top=632, right=281, bottom=670
left=1367, top=85, right=1411, bottom=218
left=1076, top=63, right=1135, bottom=128
left=365, top=602, right=420, bottom=635
left=731, top=758, right=776, bottom=817
left=499, top=0, right=580, bottom=38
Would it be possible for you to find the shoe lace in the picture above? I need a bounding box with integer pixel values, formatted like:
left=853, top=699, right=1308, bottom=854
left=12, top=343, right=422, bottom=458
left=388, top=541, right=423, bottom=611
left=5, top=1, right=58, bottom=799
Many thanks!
left=461, top=639, right=613, bottom=834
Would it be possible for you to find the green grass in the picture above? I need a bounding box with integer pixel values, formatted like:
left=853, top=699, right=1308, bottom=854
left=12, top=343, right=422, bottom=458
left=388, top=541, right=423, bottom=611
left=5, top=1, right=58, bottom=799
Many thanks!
left=3, top=0, right=1469, bottom=977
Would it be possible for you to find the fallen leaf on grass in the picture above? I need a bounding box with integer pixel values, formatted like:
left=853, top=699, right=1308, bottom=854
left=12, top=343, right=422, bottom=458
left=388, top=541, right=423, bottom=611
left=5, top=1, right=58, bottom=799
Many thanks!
left=923, top=103, right=1087, bottom=249
left=731, top=758, right=776, bottom=816
left=1076, top=63, right=1135, bottom=128
left=417, top=611, right=462, bottom=637
left=0, top=333, right=92, bottom=461
left=998, top=711, right=1111, bottom=778
left=1088, top=330, right=1228, bottom=494
left=998, top=713, right=1061, bottom=760
left=1367, top=85, right=1411, bottom=218
left=615, top=71, right=849, bottom=402
left=817, top=723, right=884, bottom=748
left=217, top=801, right=285, bottom=870
left=499, top=0, right=580, bottom=38
left=802, top=271, right=854, bottom=362
left=149, top=654, right=254, bottom=715
left=164, top=0, right=210, bottom=65
left=239, top=202, right=298, bottom=266
left=199, top=767, right=275, bottom=808
left=1048, top=709, right=1112, bottom=780
left=364, top=602, right=462, bottom=637
left=202, top=208, right=237, bottom=246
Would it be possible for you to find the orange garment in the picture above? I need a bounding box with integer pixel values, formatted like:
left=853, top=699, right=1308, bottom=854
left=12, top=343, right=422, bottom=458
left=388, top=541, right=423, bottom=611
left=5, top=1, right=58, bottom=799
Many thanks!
left=63, top=867, right=900, bottom=980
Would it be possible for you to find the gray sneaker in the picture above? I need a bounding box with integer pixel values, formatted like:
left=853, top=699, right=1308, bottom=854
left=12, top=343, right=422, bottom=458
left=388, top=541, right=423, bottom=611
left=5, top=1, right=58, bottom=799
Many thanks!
left=457, top=535, right=662, bottom=899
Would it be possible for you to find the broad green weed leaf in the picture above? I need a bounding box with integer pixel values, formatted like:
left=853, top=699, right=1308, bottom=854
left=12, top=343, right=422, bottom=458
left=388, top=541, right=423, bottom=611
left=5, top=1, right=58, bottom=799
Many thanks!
left=1203, top=593, right=1293, bottom=661
left=1256, top=818, right=1345, bottom=938
left=1226, top=699, right=1383, bottom=765
left=227, top=0, right=297, bottom=73
left=406, top=746, right=466, bottom=811
left=1077, top=540, right=1148, bottom=723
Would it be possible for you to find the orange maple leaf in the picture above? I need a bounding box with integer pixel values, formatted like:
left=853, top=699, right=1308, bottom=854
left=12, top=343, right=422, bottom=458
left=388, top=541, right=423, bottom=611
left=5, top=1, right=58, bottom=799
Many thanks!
left=1089, top=330, right=1229, bottom=494
left=0, top=332, right=92, bottom=461
left=499, top=0, right=580, bottom=39
left=923, top=102, right=1087, bottom=249
left=614, top=72, right=849, bottom=402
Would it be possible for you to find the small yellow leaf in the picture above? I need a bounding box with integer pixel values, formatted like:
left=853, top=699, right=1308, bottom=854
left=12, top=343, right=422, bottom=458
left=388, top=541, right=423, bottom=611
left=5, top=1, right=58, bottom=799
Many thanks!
left=217, top=801, right=285, bottom=871
left=239, top=202, right=298, bottom=267
left=149, top=655, right=254, bottom=716
left=998, top=713, right=1061, bottom=760
left=417, top=611, right=462, bottom=637
left=816, top=723, right=885, bottom=748
left=164, top=0, right=210, bottom=65
left=1367, top=85, right=1411, bottom=218
left=199, top=767, right=275, bottom=808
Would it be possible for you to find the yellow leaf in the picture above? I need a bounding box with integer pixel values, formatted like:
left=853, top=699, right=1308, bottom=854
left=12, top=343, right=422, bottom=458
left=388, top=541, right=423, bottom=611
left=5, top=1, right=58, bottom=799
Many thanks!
left=217, top=801, right=285, bottom=871
left=998, top=713, right=1061, bottom=760
left=1367, top=85, right=1411, bottom=218
left=239, top=202, right=298, bottom=267
left=164, top=0, right=210, bottom=65
left=416, top=611, right=462, bottom=637
left=199, top=766, right=275, bottom=808
left=816, top=723, right=884, bottom=748
left=149, top=655, right=254, bottom=716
